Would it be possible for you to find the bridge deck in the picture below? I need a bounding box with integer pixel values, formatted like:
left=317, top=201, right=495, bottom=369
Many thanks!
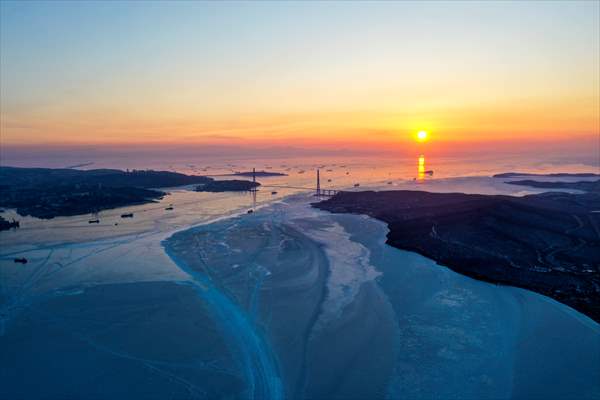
left=260, top=184, right=340, bottom=196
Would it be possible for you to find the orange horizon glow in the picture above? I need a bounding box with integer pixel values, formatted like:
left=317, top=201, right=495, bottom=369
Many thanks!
left=1, top=2, right=598, bottom=153
left=1, top=99, right=598, bottom=148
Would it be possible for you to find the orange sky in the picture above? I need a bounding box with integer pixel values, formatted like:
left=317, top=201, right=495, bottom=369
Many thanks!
left=1, top=1, right=598, bottom=153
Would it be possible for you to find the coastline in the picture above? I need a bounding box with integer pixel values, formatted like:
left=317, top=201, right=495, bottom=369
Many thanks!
left=314, top=189, right=600, bottom=323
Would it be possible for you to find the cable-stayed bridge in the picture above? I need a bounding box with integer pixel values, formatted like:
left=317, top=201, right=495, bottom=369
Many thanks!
left=252, top=168, right=340, bottom=196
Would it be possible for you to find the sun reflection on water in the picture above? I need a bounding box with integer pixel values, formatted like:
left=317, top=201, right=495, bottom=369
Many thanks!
left=418, top=155, right=425, bottom=181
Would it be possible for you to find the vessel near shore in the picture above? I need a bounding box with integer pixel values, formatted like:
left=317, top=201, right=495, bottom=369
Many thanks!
left=0, top=216, right=19, bottom=231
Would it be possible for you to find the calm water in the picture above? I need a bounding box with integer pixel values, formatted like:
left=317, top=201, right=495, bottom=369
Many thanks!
left=1, top=154, right=598, bottom=398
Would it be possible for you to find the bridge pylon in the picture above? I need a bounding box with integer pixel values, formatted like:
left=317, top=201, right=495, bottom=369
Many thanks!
left=316, top=169, right=321, bottom=196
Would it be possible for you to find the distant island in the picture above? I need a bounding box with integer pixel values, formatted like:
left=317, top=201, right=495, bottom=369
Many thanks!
left=0, top=166, right=213, bottom=219
left=228, top=171, right=287, bottom=177
left=196, top=179, right=260, bottom=192
left=506, top=179, right=600, bottom=192
left=0, top=166, right=212, bottom=188
left=493, top=172, right=600, bottom=178
left=64, top=162, right=95, bottom=169
left=314, top=178, right=600, bottom=322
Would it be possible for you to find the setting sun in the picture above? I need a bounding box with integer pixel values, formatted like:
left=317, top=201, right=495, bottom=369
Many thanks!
left=417, top=130, right=429, bottom=142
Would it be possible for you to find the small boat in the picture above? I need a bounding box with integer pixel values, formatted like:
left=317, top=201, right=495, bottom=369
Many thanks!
left=271, top=191, right=278, bottom=195
left=298, top=170, right=305, bottom=174
left=2, top=219, right=19, bottom=229
left=425, top=170, right=434, bottom=176
left=14, top=257, right=28, bottom=264
left=387, top=181, right=393, bottom=184
left=165, top=206, right=174, bottom=211
left=120, top=213, right=134, bottom=218
left=327, top=179, right=332, bottom=182
left=354, top=183, right=360, bottom=187
left=326, top=169, right=333, bottom=172
left=88, top=219, right=100, bottom=224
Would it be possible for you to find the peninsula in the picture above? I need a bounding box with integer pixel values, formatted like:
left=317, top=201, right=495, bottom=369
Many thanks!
left=0, top=166, right=212, bottom=219
left=314, top=180, right=600, bottom=322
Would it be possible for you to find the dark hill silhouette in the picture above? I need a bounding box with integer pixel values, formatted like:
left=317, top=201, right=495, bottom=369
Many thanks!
left=314, top=181, right=600, bottom=322
left=0, top=166, right=213, bottom=219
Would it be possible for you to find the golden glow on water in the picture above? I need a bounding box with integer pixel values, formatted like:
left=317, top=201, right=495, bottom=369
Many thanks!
left=418, top=155, right=425, bottom=181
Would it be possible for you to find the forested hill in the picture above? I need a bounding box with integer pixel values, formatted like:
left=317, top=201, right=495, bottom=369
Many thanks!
left=0, top=166, right=212, bottom=189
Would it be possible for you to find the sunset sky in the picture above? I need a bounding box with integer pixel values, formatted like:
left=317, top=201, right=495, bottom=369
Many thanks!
left=1, top=1, right=598, bottom=155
